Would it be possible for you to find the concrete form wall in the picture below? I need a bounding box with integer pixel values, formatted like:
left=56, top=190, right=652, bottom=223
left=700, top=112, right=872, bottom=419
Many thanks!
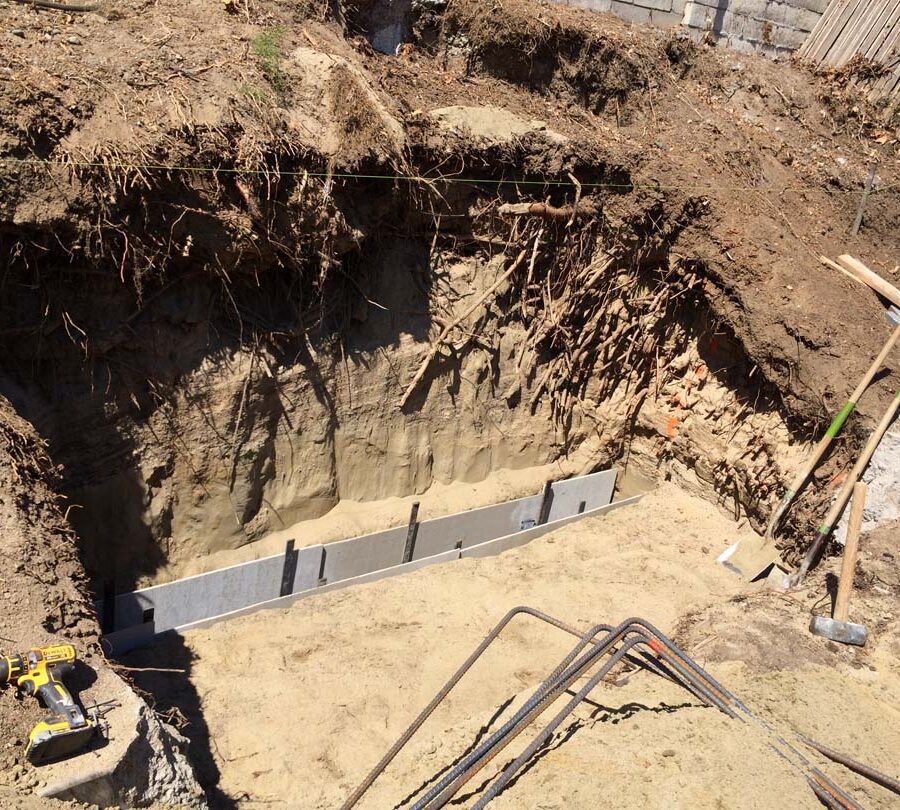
left=565, top=0, right=828, bottom=56
left=101, top=469, right=623, bottom=654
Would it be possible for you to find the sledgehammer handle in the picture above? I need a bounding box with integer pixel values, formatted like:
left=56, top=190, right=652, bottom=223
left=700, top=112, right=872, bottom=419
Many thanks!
left=835, top=483, right=865, bottom=623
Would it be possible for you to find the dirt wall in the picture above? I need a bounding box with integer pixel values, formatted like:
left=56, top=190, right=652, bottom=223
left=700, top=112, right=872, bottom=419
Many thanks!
left=1, top=0, right=898, bottom=596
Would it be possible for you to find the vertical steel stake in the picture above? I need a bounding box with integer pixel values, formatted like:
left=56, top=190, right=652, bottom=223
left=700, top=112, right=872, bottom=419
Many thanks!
left=102, top=580, right=116, bottom=634
left=280, top=539, right=298, bottom=597
left=402, top=501, right=421, bottom=563
left=851, top=163, right=877, bottom=236
left=537, top=481, right=554, bottom=525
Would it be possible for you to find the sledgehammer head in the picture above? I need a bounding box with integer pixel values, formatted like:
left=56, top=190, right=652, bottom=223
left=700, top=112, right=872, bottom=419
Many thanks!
left=809, top=615, right=868, bottom=647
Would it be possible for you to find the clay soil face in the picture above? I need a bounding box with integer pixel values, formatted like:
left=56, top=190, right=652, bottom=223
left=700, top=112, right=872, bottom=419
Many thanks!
left=125, top=485, right=900, bottom=809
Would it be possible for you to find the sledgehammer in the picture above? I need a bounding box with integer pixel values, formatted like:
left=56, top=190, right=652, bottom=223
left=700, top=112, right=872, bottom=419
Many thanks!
left=809, top=482, right=868, bottom=647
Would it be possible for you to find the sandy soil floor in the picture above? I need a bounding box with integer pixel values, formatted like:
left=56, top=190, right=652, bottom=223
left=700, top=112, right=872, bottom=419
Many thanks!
left=126, top=485, right=900, bottom=809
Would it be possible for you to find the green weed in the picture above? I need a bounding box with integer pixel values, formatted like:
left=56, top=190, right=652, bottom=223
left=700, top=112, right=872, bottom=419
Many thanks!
left=251, top=25, right=287, bottom=93
left=239, top=83, right=271, bottom=104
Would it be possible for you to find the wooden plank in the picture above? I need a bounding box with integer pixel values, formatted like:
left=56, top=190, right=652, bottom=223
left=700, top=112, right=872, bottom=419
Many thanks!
left=815, top=0, right=861, bottom=61
left=867, top=56, right=900, bottom=101
left=797, top=1, right=834, bottom=58
left=865, top=3, right=900, bottom=63
left=800, top=0, right=854, bottom=60
left=870, top=60, right=900, bottom=103
left=830, top=0, right=885, bottom=66
left=817, top=0, right=867, bottom=64
left=869, top=6, right=900, bottom=63
left=808, top=0, right=858, bottom=59
left=868, top=39, right=900, bottom=99
left=856, top=0, right=896, bottom=58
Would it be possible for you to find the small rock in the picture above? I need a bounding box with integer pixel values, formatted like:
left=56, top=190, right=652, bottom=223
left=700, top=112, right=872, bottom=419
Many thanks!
left=662, top=748, right=677, bottom=757
left=66, top=34, right=81, bottom=45
left=50, top=26, right=60, bottom=35
left=10, top=28, right=25, bottom=38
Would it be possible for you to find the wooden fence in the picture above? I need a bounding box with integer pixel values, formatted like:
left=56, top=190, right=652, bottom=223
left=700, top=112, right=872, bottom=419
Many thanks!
left=797, top=0, right=900, bottom=107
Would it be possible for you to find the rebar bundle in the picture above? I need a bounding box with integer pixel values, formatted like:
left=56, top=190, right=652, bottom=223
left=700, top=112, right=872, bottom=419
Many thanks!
left=342, top=608, right=899, bottom=810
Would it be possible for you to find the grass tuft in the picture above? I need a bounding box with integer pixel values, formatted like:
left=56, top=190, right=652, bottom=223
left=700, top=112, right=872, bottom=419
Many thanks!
left=251, top=25, right=288, bottom=93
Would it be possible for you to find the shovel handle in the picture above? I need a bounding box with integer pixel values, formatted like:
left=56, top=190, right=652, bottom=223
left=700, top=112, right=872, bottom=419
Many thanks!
left=834, top=483, right=865, bottom=623
left=765, top=322, right=900, bottom=539
left=790, top=387, right=900, bottom=586
left=837, top=255, right=900, bottom=311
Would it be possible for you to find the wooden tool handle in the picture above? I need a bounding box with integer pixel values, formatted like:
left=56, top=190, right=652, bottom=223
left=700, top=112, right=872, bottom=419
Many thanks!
left=836, top=255, right=900, bottom=310
left=835, top=482, right=866, bottom=623
left=849, top=322, right=900, bottom=403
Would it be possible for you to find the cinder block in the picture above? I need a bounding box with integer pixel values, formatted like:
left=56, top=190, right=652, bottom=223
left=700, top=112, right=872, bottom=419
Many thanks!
left=770, top=23, right=811, bottom=49
left=634, top=0, right=674, bottom=12
left=565, top=0, right=614, bottom=12
left=788, top=0, right=829, bottom=12
left=730, top=0, right=770, bottom=18
left=650, top=7, right=685, bottom=26
left=724, top=35, right=757, bottom=55
left=762, top=0, right=790, bottom=27
left=736, top=14, right=769, bottom=42
left=682, top=1, right=715, bottom=29
left=610, top=0, right=653, bottom=23
left=785, top=6, right=825, bottom=32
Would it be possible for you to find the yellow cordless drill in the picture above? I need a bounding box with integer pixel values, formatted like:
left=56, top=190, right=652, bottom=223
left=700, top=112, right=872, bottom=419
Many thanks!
left=0, top=644, right=96, bottom=765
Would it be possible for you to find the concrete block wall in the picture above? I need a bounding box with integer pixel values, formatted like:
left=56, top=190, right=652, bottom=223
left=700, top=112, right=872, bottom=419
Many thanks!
left=682, top=0, right=829, bottom=57
left=567, top=0, right=689, bottom=29
left=564, top=0, right=829, bottom=56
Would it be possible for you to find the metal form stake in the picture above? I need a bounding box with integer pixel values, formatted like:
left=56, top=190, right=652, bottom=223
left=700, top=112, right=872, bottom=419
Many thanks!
left=851, top=163, right=877, bottom=236
left=402, top=502, right=420, bottom=563
left=537, top=480, right=553, bottom=525
left=279, top=539, right=298, bottom=597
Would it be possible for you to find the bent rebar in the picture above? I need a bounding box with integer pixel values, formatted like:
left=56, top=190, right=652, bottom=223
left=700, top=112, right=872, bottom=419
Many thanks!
left=344, top=611, right=865, bottom=810
left=341, top=607, right=615, bottom=810
left=800, top=736, right=900, bottom=798
left=416, top=619, right=739, bottom=810
left=471, top=637, right=643, bottom=810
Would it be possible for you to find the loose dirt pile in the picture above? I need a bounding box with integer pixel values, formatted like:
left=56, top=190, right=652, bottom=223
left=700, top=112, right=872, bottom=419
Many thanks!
left=124, top=485, right=900, bottom=808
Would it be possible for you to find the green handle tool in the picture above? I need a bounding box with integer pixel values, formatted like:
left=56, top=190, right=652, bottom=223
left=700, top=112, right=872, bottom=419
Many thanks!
left=787, top=385, right=900, bottom=587
left=766, top=321, right=900, bottom=544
